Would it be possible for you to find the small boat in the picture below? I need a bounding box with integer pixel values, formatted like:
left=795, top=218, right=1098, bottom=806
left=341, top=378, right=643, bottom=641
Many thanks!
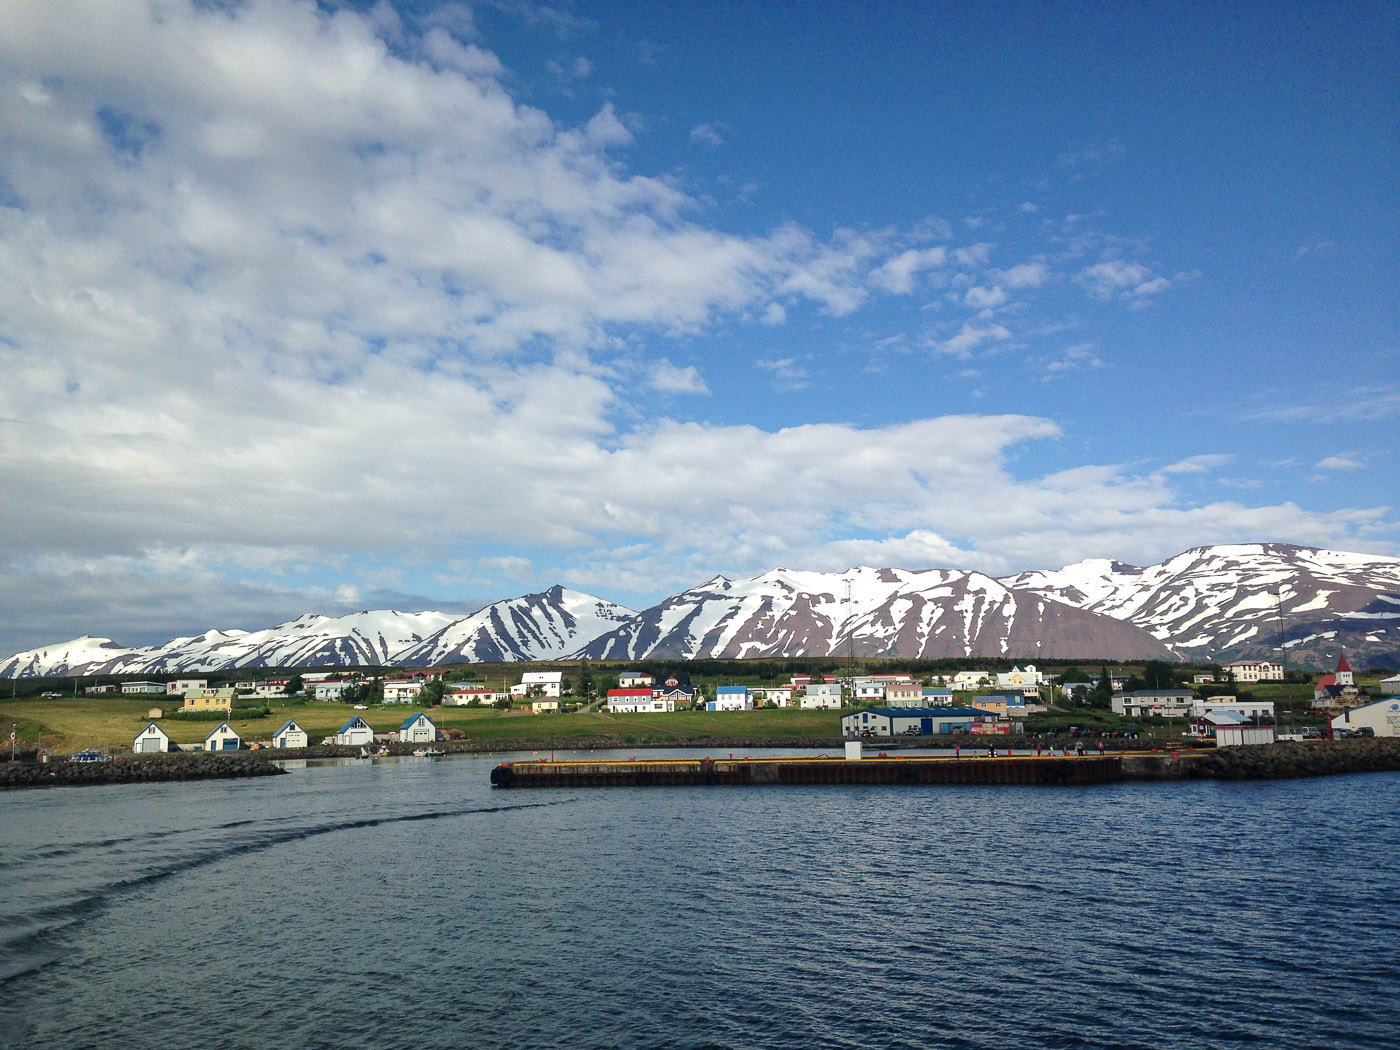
left=414, top=747, right=446, bottom=758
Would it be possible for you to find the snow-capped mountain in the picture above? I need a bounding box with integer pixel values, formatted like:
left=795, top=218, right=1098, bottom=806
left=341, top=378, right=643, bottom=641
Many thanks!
left=1001, top=543, right=1400, bottom=667
left=4, top=546, right=1398, bottom=677
left=0, top=589, right=631, bottom=677
left=396, top=586, right=636, bottom=665
left=574, top=566, right=1175, bottom=661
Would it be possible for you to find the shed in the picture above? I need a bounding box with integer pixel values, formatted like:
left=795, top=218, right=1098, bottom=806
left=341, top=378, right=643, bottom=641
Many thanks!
left=334, top=716, right=375, bottom=747
left=398, top=713, right=438, bottom=744
left=133, top=722, right=171, bottom=753
left=205, top=723, right=241, bottom=751
left=1215, top=724, right=1277, bottom=747
left=272, top=720, right=309, bottom=749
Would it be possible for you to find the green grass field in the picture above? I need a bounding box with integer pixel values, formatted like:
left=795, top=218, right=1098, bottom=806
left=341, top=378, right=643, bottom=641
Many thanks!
left=1, top=674, right=1358, bottom=754
left=0, top=697, right=851, bottom=754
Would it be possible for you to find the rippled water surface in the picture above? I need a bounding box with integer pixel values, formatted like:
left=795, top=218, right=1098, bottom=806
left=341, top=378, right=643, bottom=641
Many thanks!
left=2, top=751, right=1397, bottom=1050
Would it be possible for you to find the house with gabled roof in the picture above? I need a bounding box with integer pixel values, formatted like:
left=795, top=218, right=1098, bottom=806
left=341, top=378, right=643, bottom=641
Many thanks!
left=398, top=713, right=438, bottom=744
left=334, top=716, right=375, bottom=747
left=272, top=720, right=308, bottom=749
left=618, top=670, right=653, bottom=689
left=652, top=672, right=695, bottom=704
left=133, top=722, right=171, bottom=753
left=708, top=686, right=752, bottom=711
left=205, top=723, right=241, bottom=752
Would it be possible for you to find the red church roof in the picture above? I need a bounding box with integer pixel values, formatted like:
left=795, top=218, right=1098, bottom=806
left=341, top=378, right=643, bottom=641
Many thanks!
left=1337, top=653, right=1352, bottom=673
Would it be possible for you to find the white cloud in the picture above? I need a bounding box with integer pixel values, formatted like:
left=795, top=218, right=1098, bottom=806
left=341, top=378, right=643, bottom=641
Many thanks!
left=991, top=261, right=1050, bottom=288
left=648, top=359, right=709, bottom=394
left=932, top=322, right=1012, bottom=358
left=869, top=246, right=947, bottom=294
left=689, top=122, right=724, bottom=147
left=1315, top=454, right=1364, bottom=471
left=1161, top=454, right=1234, bottom=474
left=0, top=0, right=1387, bottom=653
left=964, top=285, right=1008, bottom=309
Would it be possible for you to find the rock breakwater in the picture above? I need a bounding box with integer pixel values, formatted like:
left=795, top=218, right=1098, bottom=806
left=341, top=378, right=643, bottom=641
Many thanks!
left=0, top=752, right=288, bottom=790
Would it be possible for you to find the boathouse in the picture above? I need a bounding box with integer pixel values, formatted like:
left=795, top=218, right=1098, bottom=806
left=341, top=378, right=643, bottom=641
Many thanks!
left=398, top=713, right=438, bottom=744
left=334, top=716, right=375, bottom=747
left=205, top=722, right=241, bottom=751
left=133, top=722, right=171, bottom=753
left=272, top=720, right=308, bottom=749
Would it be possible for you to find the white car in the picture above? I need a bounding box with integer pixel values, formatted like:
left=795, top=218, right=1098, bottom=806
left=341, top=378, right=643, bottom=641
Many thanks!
left=353, top=704, right=368, bottom=710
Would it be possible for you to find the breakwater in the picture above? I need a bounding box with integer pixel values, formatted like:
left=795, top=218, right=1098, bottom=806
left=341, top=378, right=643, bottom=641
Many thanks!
left=491, top=754, right=1124, bottom=788
left=492, top=738, right=1400, bottom=788
left=0, top=752, right=288, bottom=790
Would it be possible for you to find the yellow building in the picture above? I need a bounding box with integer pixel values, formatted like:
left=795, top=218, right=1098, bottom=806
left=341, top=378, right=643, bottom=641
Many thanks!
left=182, top=687, right=237, bottom=712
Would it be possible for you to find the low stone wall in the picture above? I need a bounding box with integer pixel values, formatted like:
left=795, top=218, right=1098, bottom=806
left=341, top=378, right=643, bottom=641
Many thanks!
left=1178, top=738, right=1400, bottom=780
left=0, top=752, right=287, bottom=790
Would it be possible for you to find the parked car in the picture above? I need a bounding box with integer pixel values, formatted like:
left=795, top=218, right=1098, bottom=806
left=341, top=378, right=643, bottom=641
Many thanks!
left=353, top=704, right=369, bottom=710
left=1354, top=726, right=1375, bottom=737
left=1300, top=726, right=1322, bottom=739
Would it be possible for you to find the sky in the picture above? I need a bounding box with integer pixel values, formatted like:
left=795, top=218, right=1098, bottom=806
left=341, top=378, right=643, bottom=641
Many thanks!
left=0, top=0, right=1396, bottom=655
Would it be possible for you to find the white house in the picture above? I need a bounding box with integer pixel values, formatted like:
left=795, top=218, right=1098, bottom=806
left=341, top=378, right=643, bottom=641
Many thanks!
left=398, top=713, right=438, bottom=744
left=949, top=671, right=991, bottom=691
left=132, top=722, right=171, bottom=753
left=272, top=720, right=308, bottom=749
left=382, top=680, right=423, bottom=703
left=996, top=665, right=1043, bottom=692
left=1222, top=660, right=1285, bottom=684
left=205, top=723, right=241, bottom=752
left=755, top=686, right=794, bottom=707
left=1112, top=690, right=1195, bottom=718
left=801, top=683, right=844, bottom=710
left=885, top=684, right=924, bottom=708
left=1380, top=675, right=1400, bottom=696
left=166, top=678, right=208, bottom=695
left=922, top=688, right=955, bottom=706
left=334, top=716, right=375, bottom=747
left=607, top=689, right=675, bottom=714
left=512, top=671, right=563, bottom=698
left=121, top=681, right=166, bottom=695
left=1331, top=697, right=1400, bottom=738
left=854, top=681, right=886, bottom=702
left=443, top=688, right=502, bottom=706
left=312, top=681, right=356, bottom=701
left=709, top=686, right=753, bottom=711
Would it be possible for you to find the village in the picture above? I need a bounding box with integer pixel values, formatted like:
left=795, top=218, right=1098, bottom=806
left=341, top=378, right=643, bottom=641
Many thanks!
left=67, top=652, right=1399, bottom=757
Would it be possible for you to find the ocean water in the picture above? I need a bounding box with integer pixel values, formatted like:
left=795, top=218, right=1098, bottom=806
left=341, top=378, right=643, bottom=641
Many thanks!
left=1, top=750, right=1397, bottom=1050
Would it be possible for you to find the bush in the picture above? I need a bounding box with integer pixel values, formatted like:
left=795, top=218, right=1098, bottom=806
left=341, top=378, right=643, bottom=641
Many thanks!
left=167, top=706, right=271, bottom=721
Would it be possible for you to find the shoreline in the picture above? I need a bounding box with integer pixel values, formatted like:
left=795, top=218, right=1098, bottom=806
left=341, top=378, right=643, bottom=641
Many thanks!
left=3, top=737, right=1397, bottom=790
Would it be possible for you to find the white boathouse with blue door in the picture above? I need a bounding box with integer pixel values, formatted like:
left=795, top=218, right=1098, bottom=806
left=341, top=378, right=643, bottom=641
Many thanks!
left=334, top=716, right=375, bottom=747
left=133, top=722, right=171, bottom=753
left=272, top=720, right=308, bottom=749
left=398, top=713, right=438, bottom=744
left=205, top=722, right=241, bottom=751
left=841, top=707, right=989, bottom=738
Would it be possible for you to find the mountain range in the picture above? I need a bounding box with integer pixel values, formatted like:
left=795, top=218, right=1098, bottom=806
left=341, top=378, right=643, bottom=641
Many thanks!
left=4, top=544, right=1398, bottom=678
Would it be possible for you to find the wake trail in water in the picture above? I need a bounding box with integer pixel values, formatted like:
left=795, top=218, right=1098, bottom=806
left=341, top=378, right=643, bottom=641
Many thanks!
left=0, top=797, right=577, bottom=986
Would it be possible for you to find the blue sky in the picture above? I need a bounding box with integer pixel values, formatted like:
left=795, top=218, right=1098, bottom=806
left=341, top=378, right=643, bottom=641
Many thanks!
left=0, top=0, right=1395, bottom=654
